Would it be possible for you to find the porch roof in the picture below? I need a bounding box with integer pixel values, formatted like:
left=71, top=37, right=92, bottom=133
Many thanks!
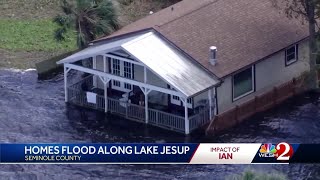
left=57, top=32, right=219, bottom=97
left=57, top=34, right=141, bottom=64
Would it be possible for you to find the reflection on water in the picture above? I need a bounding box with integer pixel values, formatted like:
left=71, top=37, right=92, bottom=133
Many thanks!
left=0, top=69, right=320, bottom=179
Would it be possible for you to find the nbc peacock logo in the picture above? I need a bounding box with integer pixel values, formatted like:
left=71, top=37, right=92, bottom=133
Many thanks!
left=259, top=144, right=277, bottom=158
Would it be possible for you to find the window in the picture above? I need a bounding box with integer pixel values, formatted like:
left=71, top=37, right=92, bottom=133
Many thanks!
left=123, top=62, right=133, bottom=90
left=285, top=44, right=298, bottom=66
left=168, top=85, right=193, bottom=108
left=110, top=58, right=133, bottom=91
left=233, top=66, right=255, bottom=101
left=112, top=59, right=121, bottom=87
left=186, top=98, right=193, bottom=109
left=170, top=94, right=181, bottom=106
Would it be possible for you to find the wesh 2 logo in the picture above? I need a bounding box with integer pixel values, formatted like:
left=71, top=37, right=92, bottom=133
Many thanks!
left=259, top=142, right=294, bottom=160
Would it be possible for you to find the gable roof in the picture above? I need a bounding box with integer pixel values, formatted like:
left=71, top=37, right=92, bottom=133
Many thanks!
left=122, top=32, right=218, bottom=97
left=58, top=31, right=219, bottom=97
left=96, top=0, right=309, bottom=78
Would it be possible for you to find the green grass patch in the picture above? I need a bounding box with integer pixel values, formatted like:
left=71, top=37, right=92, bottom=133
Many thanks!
left=0, top=19, right=76, bottom=51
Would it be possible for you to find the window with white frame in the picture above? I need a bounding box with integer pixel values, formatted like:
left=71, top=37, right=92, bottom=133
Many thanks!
left=186, top=98, right=193, bottom=109
left=233, top=66, right=255, bottom=101
left=285, top=44, right=298, bottom=66
left=112, top=59, right=121, bottom=87
left=171, top=94, right=181, bottom=106
left=168, top=85, right=192, bottom=108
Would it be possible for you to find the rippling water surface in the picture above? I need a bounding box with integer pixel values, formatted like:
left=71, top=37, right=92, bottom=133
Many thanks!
left=0, top=69, right=320, bottom=180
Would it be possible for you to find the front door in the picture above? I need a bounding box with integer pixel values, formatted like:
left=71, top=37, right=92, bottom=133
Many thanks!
left=111, top=58, right=133, bottom=92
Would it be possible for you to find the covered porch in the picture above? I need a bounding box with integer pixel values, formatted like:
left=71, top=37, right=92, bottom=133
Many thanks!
left=58, top=31, right=219, bottom=134
left=66, top=75, right=212, bottom=133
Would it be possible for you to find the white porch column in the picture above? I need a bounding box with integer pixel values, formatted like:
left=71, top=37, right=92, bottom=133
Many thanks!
left=144, top=89, right=152, bottom=124
left=145, top=92, right=149, bottom=123
left=64, top=66, right=68, bottom=102
left=104, top=83, right=108, bottom=112
left=143, top=66, right=149, bottom=123
left=103, top=56, right=108, bottom=112
left=99, top=76, right=110, bottom=113
left=208, top=88, right=213, bottom=118
left=183, top=98, right=190, bottom=135
left=93, top=56, right=97, bottom=87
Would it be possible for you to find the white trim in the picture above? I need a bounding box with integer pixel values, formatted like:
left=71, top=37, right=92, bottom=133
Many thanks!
left=232, top=66, right=255, bottom=101
left=57, top=47, right=121, bottom=64
left=65, top=63, right=186, bottom=98
left=93, top=56, right=97, bottom=87
left=110, top=58, right=133, bottom=92
left=145, top=92, right=149, bottom=123
left=104, top=83, right=108, bottom=112
left=182, top=98, right=189, bottom=135
left=285, top=44, right=298, bottom=66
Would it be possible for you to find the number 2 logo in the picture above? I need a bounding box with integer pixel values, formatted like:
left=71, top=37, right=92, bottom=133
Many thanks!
left=276, top=142, right=294, bottom=161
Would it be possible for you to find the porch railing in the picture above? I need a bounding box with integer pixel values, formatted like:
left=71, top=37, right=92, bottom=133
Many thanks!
left=148, top=109, right=185, bottom=132
left=189, top=107, right=210, bottom=132
left=67, top=77, right=211, bottom=134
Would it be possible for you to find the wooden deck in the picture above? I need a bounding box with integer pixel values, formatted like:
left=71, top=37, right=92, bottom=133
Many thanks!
left=67, top=76, right=211, bottom=134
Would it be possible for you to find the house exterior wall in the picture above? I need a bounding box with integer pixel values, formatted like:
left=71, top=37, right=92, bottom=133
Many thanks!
left=133, top=66, right=168, bottom=105
left=95, top=55, right=108, bottom=89
left=193, top=90, right=209, bottom=108
left=93, top=54, right=169, bottom=106
left=92, top=53, right=213, bottom=109
left=133, top=65, right=168, bottom=88
left=216, top=39, right=310, bottom=113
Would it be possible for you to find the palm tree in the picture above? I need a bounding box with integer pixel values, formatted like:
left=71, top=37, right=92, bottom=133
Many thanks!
left=54, top=0, right=119, bottom=49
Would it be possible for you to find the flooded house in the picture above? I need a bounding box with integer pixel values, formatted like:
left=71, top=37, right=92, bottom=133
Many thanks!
left=57, top=0, right=310, bottom=134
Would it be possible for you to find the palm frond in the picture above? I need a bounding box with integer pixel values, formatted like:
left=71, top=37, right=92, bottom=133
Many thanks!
left=77, top=32, right=87, bottom=49
left=54, top=0, right=119, bottom=48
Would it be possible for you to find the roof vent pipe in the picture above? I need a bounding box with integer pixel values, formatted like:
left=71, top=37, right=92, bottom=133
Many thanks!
left=209, top=46, right=217, bottom=66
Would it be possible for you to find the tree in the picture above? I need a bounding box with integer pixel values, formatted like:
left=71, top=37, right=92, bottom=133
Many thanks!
left=54, top=0, right=119, bottom=49
left=275, top=0, right=320, bottom=89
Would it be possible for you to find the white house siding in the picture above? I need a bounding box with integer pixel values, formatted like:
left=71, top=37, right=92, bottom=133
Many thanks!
left=193, top=90, right=209, bottom=108
left=134, top=65, right=169, bottom=105
left=93, top=54, right=169, bottom=106
left=132, top=66, right=168, bottom=89
left=95, top=55, right=108, bottom=89
left=216, top=40, right=310, bottom=114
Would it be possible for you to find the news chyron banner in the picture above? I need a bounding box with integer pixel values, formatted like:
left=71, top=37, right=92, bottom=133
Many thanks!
left=0, top=143, right=318, bottom=164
